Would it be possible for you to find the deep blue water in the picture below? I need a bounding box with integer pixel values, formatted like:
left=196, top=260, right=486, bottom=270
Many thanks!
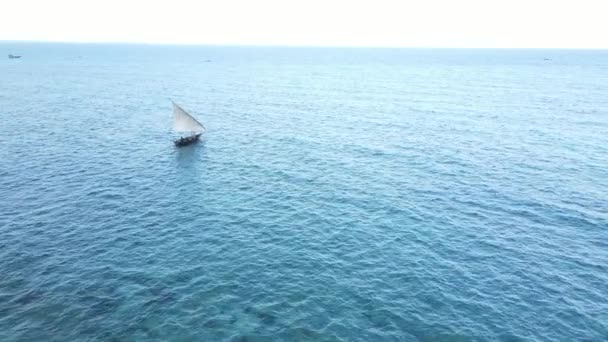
left=1, top=43, right=607, bottom=341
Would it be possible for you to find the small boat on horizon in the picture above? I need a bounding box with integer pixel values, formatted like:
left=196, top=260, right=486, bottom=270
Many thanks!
left=8, top=54, right=21, bottom=59
left=172, top=100, right=205, bottom=147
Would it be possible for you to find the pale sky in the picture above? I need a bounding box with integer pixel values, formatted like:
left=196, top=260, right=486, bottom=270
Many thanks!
left=1, top=0, right=607, bottom=48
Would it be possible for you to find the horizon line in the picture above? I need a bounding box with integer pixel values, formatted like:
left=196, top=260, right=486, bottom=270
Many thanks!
left=1, top=39, right=607, bottom=50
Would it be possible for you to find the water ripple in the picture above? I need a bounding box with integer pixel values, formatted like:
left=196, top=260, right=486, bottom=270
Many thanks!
left=1, top=45, right=608, bottom=341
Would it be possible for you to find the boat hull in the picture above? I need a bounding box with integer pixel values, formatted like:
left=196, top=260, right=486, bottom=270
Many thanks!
left=174, top=133, right=201, bottom=147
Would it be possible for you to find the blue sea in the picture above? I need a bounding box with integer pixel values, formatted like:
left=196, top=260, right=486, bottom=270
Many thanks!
left=1, top=43, right=607, bottom=341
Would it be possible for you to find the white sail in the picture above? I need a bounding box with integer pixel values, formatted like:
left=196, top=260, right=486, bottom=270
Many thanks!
left=173, top=102, right=205, bottom=133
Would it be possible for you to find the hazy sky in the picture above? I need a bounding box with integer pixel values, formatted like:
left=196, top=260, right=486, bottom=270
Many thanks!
left=1, top=0, right=606, bottom=48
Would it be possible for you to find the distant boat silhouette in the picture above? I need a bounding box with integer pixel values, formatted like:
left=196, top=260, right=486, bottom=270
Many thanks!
left=172, top=100, right=205, bottom=147
left=8, top=54, right=21, bottom=59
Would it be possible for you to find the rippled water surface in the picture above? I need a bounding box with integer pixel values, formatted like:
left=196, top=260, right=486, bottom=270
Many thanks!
left=1, top=44, right=607, bottom=341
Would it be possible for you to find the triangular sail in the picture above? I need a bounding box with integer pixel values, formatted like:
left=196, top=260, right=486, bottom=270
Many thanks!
left=173, top=102, right=205, bottom=133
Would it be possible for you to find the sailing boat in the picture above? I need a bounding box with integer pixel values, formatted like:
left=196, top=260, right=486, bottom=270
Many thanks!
left=172, top=101, right=205, bottom=147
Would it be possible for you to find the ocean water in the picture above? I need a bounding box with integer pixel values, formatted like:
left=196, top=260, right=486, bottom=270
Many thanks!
left=0, top=43, right=607, bottom=341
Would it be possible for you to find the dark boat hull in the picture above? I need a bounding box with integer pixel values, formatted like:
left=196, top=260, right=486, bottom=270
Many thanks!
left=174, top=133, right=201, bottom=147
